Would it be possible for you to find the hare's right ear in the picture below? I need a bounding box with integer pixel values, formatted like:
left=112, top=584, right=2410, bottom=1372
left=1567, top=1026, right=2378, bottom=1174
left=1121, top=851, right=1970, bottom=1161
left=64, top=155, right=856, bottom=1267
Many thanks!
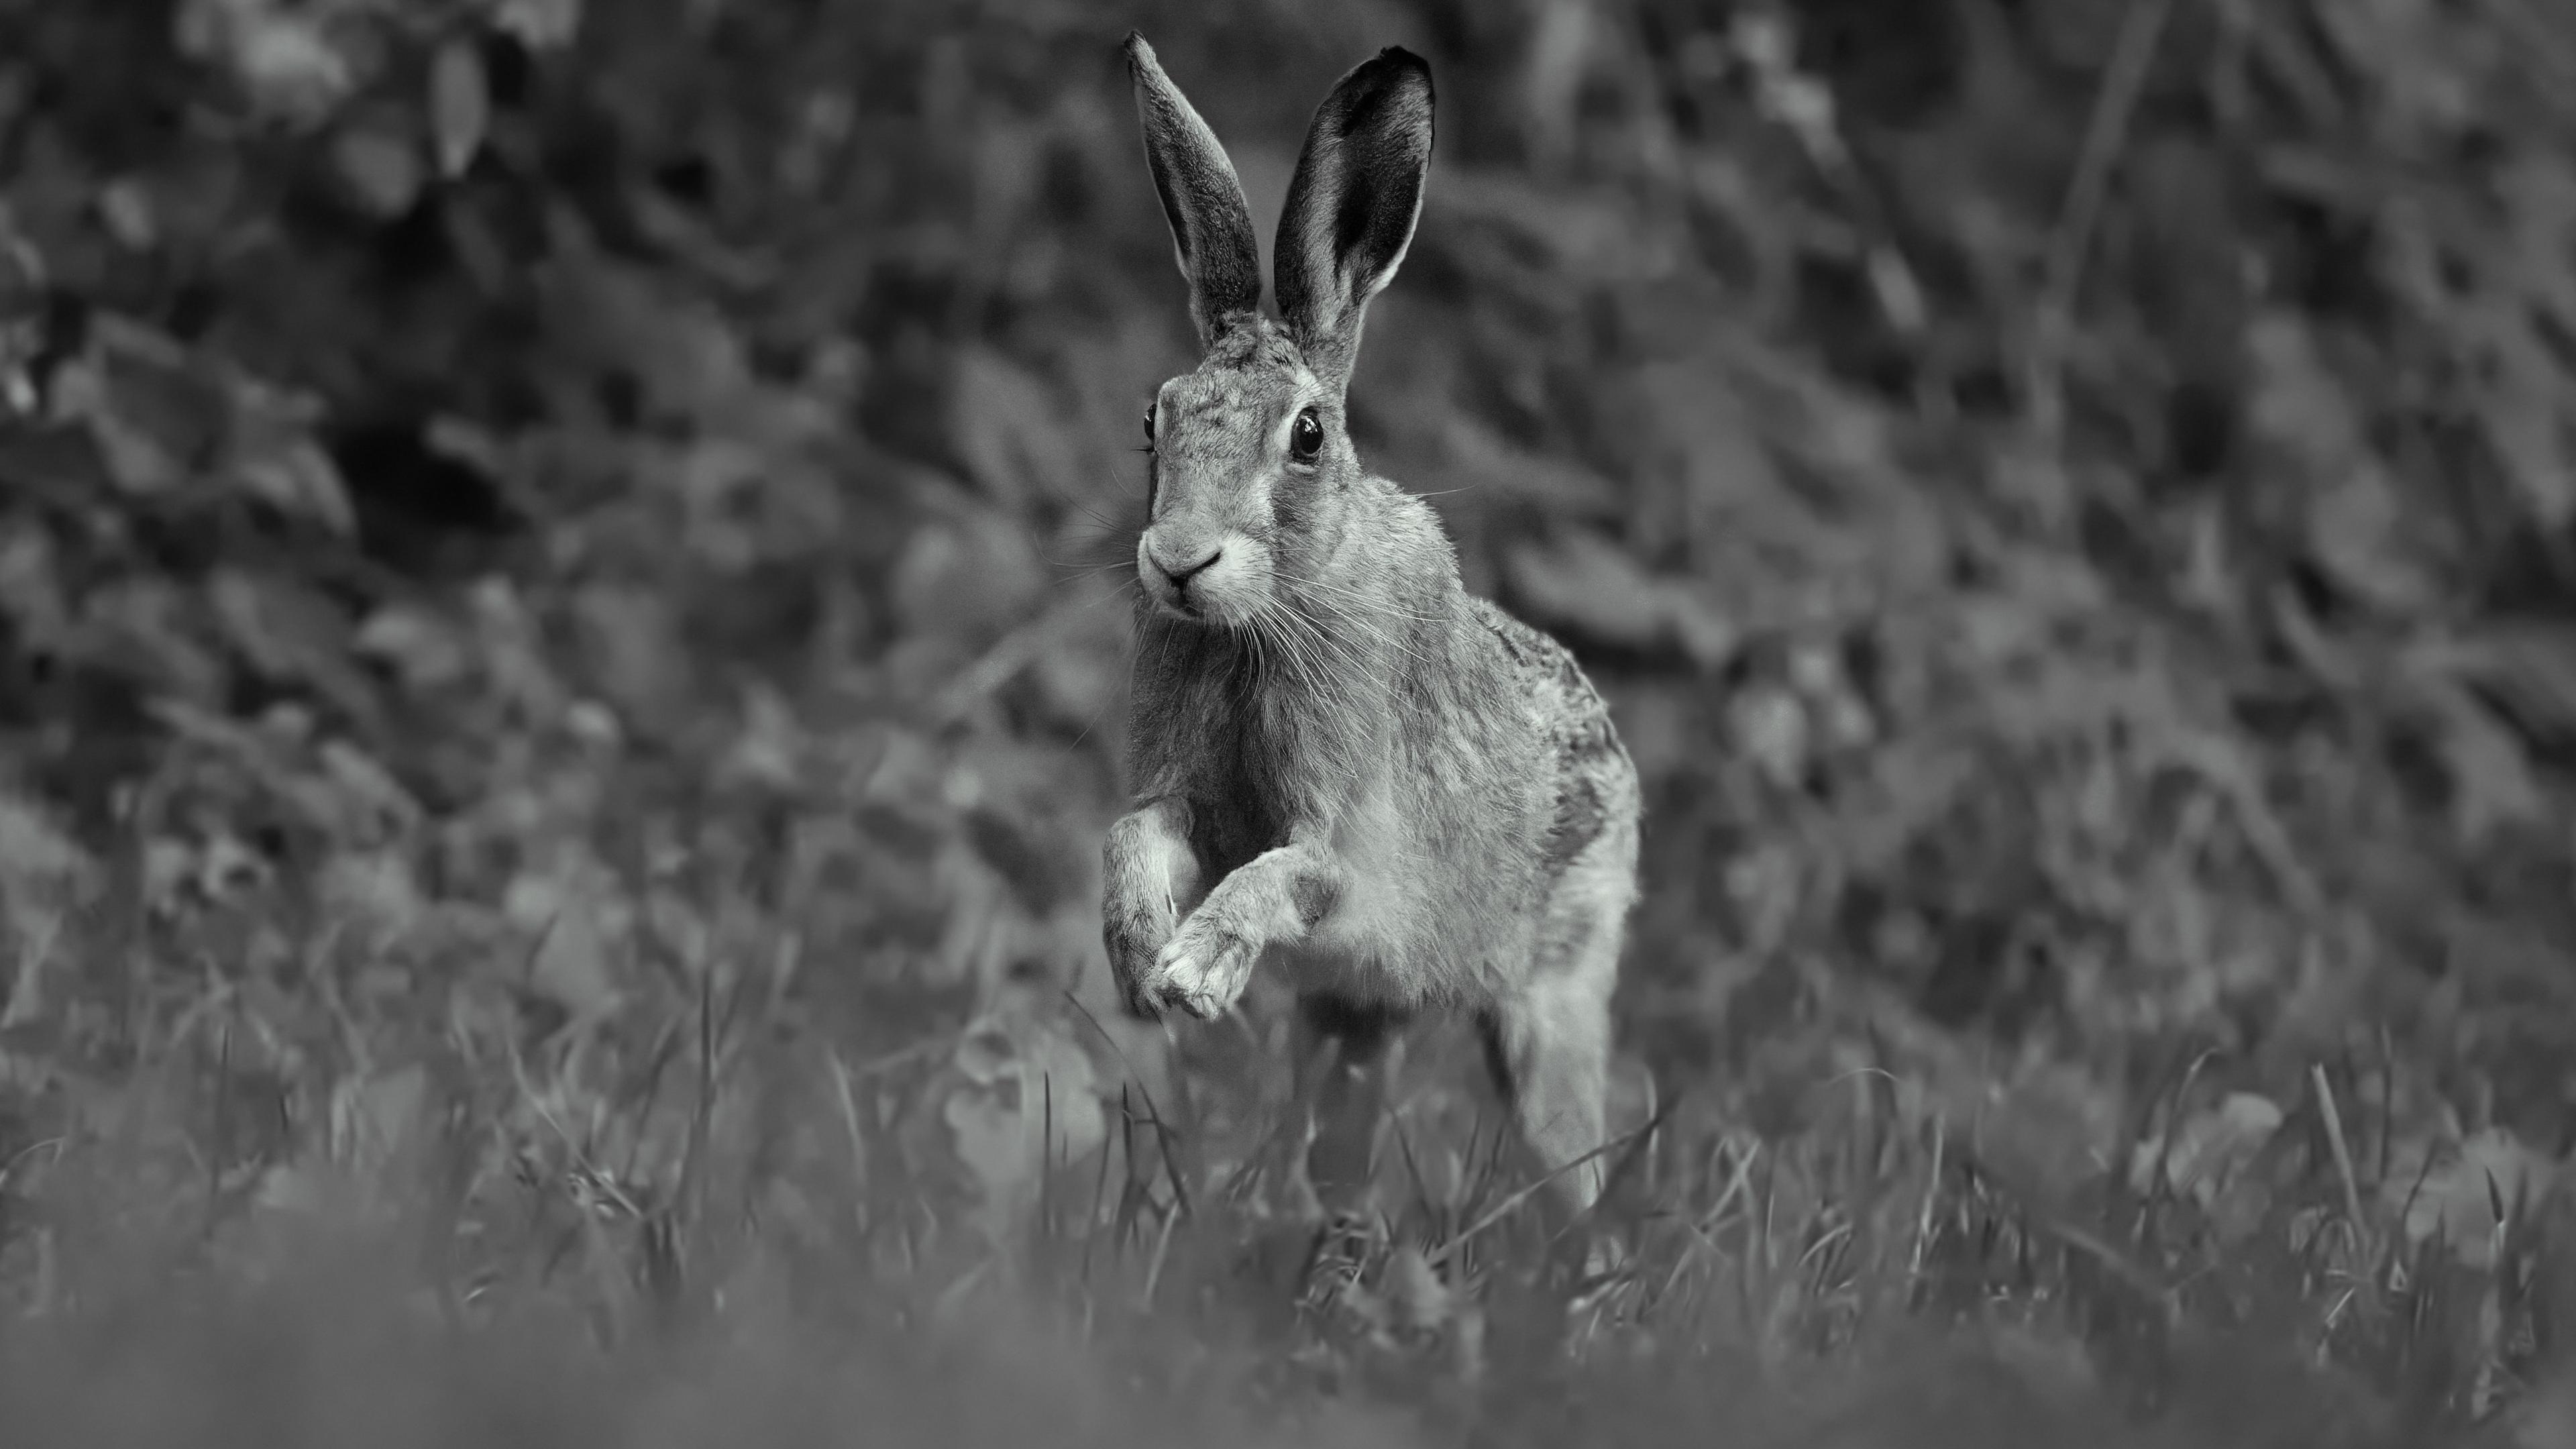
left=1124, top=34, right=1263, bottom=345
left=1273, top=47, right=1433, bottom=384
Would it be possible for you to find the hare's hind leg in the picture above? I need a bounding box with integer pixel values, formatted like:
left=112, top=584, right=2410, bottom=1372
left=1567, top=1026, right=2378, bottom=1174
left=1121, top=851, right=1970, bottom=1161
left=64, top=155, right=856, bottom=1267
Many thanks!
left=1289, top=994, right=1406, bottom=1307
left=1292, top=994, right=1408, bottom=1221
left=1479, top=969, right=1613, bottom=1225
left=1481, top=828, right=1636, bottom=1232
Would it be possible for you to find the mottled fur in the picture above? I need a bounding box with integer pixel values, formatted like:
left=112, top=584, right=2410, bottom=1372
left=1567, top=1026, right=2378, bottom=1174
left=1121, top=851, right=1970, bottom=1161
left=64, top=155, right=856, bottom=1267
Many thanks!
left=1102, top=35, right=1642, bottom=1228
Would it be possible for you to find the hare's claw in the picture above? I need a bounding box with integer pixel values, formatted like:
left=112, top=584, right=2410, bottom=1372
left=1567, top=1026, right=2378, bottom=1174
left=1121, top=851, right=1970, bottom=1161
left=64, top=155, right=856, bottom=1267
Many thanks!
left=1105, top=930, right=1167, bottom=1020
left=1119, top=977, right=1164, bottom=1020
left=1152, top=920, right=1254, bottom=1020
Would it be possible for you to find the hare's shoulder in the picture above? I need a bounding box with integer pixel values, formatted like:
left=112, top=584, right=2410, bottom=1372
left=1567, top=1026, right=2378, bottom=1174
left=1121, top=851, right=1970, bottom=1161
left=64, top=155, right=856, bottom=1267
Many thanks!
left=1467, top=595, right=1597, bottom=704
left=1464, top=596, right=1629, bottom=775
left=1462, top=596, right=1634, bottom=881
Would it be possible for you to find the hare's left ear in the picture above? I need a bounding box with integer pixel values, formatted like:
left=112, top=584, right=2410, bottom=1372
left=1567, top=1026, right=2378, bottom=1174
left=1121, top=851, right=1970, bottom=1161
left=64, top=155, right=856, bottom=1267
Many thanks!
left=1273, top=47, right=1433, bottom=384
left=1125, top=33, right=1265, bottom=346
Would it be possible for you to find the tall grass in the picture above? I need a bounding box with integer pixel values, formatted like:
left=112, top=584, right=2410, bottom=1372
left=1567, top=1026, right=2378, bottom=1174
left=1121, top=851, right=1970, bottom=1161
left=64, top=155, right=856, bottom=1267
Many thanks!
left=0, top=897, right=2552, bottom=1447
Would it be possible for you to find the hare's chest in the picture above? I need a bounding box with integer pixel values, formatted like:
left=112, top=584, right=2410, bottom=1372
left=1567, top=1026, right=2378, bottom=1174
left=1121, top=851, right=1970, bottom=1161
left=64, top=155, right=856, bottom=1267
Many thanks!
left=1189, top=692, right=1309, bottom=865
left=1204, top=678, right=1390, bottom=838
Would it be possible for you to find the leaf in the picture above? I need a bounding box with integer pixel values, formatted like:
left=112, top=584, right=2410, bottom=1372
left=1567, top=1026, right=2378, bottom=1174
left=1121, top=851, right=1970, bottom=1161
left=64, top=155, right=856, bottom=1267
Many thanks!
left=533, top=906, right=616, bottom=1020
left=493, top=0, right=585, bottom=50
left=953, top=1020, right=1016, bottom=1087
left=232, top=436, right=356, bottom=536
left=716, top=682, right=806, bottom=792
left=2480, top=356, right=2576, bottom=529
left=0, top=529, right=67, bottom=652
left=206, top=568, right=364, bottom=712
left=429, top=38, right=490, bottom=180
left=2418, top=625, right=2576, bottom=746
left=1386, top=1241, right=1467, bottom=1336
left=64, top=333, right=225, bottom=496
left=2128, top=1091, right=2284, bottom=1209
left=331, top=124, right=424, bottom=219
left=506, top=872, right=623, bottom=1022
left=354, top=603, right=474, bottom=692
left=2384, top=1127, right=2562, bottom=1269
left=2427, top=684, right=2543, bottom=846
left=318, top=739, right=424, bottom=837
left=0, top=220, right=38, bottom=293
left=1728, top=686, right=1809, bottom=788
left=315, top=851, right=425, bottom=947
left=216, top=4, right=355, bottom=123
left=254, top=1161, right=331, bottom=1216
left=2245, top=311, right=2437, bottom=612
left=95, top=578, right=231, bottom=707
left=2396, top=632, right=2564, bottom=843
left=0, top=792, right=97, bottom=924
left=97, top=177, right=158, bottom=252
left=572, top=582, right=686, bottom=718
left=942, top=1013, right=1106, bottom=1240
left=2308, top=0, right=2480, bottom=140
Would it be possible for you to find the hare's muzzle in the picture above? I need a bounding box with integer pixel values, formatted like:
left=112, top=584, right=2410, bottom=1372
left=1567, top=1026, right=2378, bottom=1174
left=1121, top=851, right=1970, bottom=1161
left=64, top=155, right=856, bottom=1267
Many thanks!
left=1139, top=529, right=1226, bottom=617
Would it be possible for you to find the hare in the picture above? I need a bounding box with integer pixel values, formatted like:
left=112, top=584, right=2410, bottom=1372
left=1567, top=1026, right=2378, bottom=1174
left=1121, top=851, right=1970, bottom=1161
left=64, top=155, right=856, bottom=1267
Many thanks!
left=1100, top=34, right=1642, bottom=1246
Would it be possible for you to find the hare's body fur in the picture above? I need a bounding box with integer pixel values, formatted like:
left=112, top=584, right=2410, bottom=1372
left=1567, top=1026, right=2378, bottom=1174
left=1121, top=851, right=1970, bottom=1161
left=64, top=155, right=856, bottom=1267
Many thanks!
left=1127, top=480, right=1638, bottom=1011
left=1102, top=36, right=1641, bottom=1232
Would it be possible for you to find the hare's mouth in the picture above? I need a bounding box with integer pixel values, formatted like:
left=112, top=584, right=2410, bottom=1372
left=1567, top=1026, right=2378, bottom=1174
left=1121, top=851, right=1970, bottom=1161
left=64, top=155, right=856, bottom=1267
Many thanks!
left=1148, top=584, right=1240, bottom=629
left=1139, top=564, right=1212, bottom=624
left=1139, top=528, right=1265, bottom=627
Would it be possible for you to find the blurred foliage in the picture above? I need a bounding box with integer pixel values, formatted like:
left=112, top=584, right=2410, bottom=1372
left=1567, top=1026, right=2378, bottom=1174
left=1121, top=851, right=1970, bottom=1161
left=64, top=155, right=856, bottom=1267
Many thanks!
left=3, top=0, right=2576, bottom=1434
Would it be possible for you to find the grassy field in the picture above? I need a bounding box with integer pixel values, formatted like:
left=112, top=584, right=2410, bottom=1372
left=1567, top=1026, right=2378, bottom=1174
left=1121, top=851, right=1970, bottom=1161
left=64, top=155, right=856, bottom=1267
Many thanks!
left=0, top=875, right=2563, bottom=1447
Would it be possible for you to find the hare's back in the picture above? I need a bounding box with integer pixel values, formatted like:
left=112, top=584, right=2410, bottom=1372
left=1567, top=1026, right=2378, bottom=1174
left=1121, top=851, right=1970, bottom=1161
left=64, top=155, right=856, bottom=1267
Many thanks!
left=1464, top=596, right=1639, bottom=871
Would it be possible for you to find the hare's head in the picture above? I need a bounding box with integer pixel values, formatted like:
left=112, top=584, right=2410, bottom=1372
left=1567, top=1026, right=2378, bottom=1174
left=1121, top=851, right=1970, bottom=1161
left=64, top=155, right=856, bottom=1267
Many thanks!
left=1122, top=34, right=1432, bottom=629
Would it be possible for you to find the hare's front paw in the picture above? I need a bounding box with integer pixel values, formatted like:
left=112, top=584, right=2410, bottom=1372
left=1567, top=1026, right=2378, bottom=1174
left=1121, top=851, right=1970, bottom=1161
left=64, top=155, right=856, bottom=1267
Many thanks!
left=1104, top=906, right=1174, bottom=1018
left=1152, top=912, right=1256, bottom=1020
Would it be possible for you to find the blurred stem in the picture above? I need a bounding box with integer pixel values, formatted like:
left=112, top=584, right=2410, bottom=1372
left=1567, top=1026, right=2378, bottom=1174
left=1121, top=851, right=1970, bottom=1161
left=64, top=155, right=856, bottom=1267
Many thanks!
left=2025, top=0, right=2176, bottom=456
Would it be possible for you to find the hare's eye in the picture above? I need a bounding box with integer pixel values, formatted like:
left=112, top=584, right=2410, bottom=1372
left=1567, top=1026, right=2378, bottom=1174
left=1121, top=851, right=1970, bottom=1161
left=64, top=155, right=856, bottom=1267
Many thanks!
left=1289, top=407, right=1323, bottom=463
left=1141, top=402, right=1157, bottom=447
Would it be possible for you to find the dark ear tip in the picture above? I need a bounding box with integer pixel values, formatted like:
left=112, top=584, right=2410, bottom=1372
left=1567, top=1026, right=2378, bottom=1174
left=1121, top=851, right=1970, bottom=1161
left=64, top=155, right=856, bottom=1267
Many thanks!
left=1375, top=46, right=1432, bottom=83
left=1123, top=31, right=1156, bottom=70
left=1364, top=45, right=1434, bottom=104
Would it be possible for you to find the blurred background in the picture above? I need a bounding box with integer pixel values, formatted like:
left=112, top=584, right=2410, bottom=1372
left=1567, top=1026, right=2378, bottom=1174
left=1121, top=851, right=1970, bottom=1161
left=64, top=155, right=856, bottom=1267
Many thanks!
left=1, top=0, right=2574, bottom=1443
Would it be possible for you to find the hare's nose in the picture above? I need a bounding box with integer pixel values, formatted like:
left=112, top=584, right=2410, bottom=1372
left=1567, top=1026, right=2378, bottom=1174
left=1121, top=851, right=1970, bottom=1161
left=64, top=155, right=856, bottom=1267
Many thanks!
left=1148, top=541, right=1223, bottom=589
